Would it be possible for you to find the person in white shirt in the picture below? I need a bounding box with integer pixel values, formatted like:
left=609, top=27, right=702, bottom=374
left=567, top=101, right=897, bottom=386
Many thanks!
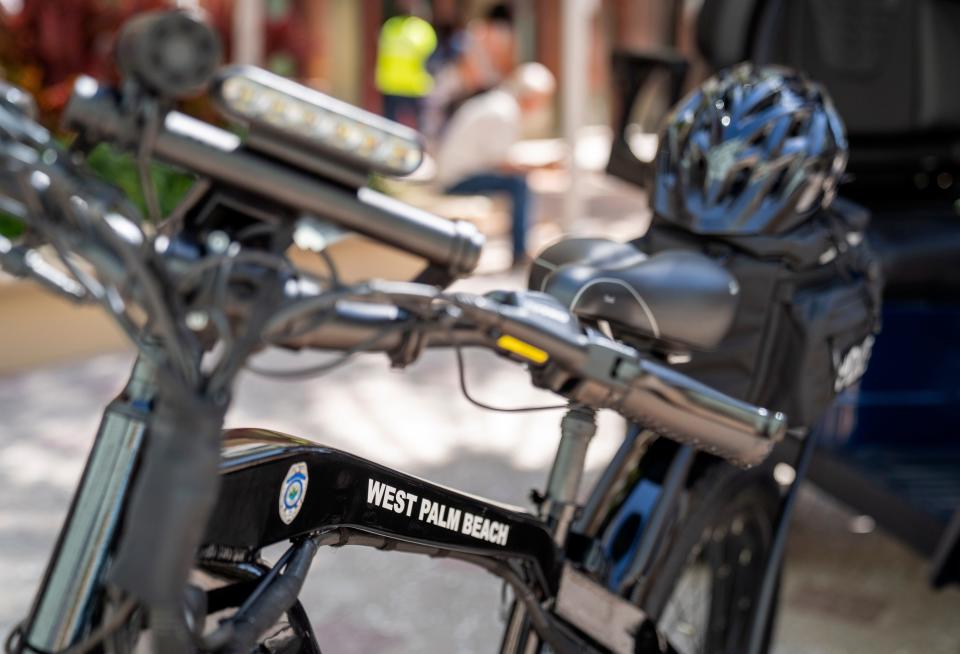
left=434, top=62, right=555, bottom=267
left=422, top=3, right=516, bottom=140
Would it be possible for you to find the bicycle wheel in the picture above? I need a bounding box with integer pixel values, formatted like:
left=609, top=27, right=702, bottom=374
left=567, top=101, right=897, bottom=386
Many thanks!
left=639, top=464, right=781, bottom=654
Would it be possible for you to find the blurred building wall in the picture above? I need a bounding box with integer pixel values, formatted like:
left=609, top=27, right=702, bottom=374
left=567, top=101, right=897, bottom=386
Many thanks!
left=0, top=0, right=688, bottom=371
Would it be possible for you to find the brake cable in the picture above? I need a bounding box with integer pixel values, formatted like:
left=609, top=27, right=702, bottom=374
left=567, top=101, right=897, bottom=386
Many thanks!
left=5, top=598, right=138, bottom=654
left=247, top=319, right=414, bottom=380
left=452, top=340, right=568, bottom=413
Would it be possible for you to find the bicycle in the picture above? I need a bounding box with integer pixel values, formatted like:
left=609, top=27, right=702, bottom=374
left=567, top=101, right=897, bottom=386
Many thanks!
left=0, top=11, right=791, bottom=654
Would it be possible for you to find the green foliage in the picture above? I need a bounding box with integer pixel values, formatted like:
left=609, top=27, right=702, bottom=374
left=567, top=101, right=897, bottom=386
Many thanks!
left=85, top=144, right=195, bottom=219
left=0, top=212, right=24, bottom=239
left=0, top=143, right=194, bottom=239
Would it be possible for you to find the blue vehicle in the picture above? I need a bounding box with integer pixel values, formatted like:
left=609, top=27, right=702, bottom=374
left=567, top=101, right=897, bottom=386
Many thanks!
left=812, top=186, right=960, bottom=587
left=606, top=0, right=960, bottom=588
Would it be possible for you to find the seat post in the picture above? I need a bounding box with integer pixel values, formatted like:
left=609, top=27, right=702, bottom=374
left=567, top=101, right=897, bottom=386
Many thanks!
left=543, top=402, right=597, bottom=544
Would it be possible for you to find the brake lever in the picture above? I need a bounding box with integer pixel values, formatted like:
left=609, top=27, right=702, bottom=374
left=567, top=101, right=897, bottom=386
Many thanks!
left=447, top=290, right=590, bottom=369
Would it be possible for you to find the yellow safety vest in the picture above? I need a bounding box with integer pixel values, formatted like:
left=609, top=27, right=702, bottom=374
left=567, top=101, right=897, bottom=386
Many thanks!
left=375, top=16, right=437, bottom=98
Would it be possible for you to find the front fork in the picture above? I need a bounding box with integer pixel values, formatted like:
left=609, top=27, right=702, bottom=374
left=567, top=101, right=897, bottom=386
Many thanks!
left=16, top=353, right=159, bottom=653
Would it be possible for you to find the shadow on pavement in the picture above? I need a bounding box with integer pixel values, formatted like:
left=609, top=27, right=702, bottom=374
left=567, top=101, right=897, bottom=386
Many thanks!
left=1, top=349, right=958, bottom=653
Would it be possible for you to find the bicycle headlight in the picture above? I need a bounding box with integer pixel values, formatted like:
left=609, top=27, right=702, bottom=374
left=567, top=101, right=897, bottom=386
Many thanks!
left=212, top=66, right=423, bottom=177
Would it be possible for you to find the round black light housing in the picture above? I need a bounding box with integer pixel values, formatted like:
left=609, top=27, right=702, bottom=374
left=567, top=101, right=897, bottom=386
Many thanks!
left=116, top=10, right=222, bottom=99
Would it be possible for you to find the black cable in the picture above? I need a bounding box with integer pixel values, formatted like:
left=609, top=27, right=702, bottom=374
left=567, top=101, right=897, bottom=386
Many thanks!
left=191, top=245, right=315, bottom=392
left=3, top=622, right=22, bottom=654
left=3, top=100, right=198, bottom=380
left=246, top=321, right=411, bottom=381
left=317, top=248, right=341, bottom=289
left=208, top=267, right=288, bottom=394
left=234, top=220, right=342, bottom=290
left=204, top=243, right=356, bottom=393
left=16, top=169, right=155, bottom=357
left=262, top=302, right=342, bottom=343
left=135, top=99, right=162, bottom=223
left=8, top=599, right=138, bottom=654
left=78, top=190, right=196, bottom=382
left=66, top=598, right=138, bottom=654
left=175, top=249, right=297, bottom=290
left=262, top=284, right=366, bottom=336
left=453, top=343, right=567, bottom=413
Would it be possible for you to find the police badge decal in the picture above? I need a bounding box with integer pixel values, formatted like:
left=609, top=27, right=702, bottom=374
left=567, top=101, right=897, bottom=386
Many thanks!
left=279, top=462, right=309, bottom=525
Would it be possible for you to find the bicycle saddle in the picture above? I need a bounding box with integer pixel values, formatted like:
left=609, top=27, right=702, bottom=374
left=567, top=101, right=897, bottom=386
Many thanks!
left=529, top=237, right=739, bottom=350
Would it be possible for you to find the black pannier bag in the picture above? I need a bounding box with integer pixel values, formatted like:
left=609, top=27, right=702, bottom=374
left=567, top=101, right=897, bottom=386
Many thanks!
left=633, top=197, right=883, bottom=429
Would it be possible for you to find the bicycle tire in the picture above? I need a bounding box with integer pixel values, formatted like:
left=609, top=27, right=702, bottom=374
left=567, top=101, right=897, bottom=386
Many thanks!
left=638, top=463, right=781, bottom=654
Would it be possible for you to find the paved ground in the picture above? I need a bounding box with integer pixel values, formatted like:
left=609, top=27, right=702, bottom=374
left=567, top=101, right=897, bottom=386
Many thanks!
left=1, top=274, right=959, bottom=653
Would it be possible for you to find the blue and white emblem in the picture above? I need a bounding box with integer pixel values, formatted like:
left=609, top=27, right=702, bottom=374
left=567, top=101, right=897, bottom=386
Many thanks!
left=279, top=462, right=309, bottom=525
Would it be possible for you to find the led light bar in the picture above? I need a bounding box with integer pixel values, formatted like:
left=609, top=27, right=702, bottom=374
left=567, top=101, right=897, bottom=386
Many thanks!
left=211, top=65, right=424, bottom=177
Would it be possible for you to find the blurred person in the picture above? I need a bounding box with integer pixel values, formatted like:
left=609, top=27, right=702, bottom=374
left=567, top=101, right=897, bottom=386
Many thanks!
left=374, top=3, right=437, bottom=129
left=435, top=62, right=555, bottom=268
left=422, top=2, right=516, bottom=139
left=425, top=23, right=463, bottom=87
left=463, top=2, right=516, bottom=83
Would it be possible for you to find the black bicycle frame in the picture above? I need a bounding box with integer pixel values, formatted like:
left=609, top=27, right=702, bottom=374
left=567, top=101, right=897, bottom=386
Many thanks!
left=200, top=428, right=679, bottom=654
left=17, top=350, right=751, bottom=654
left=16, top=315, right=795, bottom=654
left=204, top=428, right=561, bottom=595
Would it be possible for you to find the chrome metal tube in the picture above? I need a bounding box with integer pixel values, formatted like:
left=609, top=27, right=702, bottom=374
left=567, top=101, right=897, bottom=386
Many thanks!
left=63, top=80, right=484, bottom=277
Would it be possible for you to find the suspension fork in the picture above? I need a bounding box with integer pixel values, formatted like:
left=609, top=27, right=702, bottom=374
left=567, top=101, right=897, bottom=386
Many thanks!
left=17, top=352, right=159, bottom=652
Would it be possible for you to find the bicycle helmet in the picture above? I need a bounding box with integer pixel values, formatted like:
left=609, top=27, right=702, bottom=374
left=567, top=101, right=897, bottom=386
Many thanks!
left=652, top=63, right=848, bottom=235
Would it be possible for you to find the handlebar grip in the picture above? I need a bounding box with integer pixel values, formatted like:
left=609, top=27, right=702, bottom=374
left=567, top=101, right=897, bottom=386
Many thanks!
left=615, top=358, right=786, bottom=467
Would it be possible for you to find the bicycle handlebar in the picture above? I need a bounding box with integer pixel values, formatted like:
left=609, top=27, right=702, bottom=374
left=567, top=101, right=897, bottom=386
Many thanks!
left=279, top=290, right=785, bottom=467
left=2, top=67, right=786, bottom=469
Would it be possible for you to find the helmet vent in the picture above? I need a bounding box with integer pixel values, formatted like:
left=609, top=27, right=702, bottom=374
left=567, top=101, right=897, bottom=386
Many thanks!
left=769, top=169, right=789, bottom=196
left=749, top=91, right=780, bottom=117
left=730, top=169, right=751, bottom=197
